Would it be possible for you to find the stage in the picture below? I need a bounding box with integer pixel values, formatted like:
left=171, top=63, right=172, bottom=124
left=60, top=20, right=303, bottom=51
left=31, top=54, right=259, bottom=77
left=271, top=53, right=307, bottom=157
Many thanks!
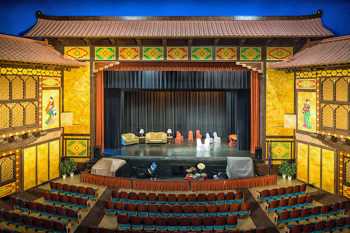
left=103, top=143, right=253, bottom=178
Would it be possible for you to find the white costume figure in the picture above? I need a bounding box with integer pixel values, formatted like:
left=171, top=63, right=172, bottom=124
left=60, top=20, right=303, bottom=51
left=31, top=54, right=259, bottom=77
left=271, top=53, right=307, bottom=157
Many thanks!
left=213, top=132, right=221, bottom=144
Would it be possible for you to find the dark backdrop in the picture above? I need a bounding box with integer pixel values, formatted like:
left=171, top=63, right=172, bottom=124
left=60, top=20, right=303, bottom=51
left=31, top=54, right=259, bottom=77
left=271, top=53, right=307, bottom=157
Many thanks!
left=104, top=70, right=250, bottom=150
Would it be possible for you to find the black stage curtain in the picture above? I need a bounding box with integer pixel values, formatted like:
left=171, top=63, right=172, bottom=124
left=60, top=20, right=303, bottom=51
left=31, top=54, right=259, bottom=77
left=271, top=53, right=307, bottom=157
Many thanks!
left=104, top=70, right=250, bottom=150
left=104, top=70, right=249, bottom=90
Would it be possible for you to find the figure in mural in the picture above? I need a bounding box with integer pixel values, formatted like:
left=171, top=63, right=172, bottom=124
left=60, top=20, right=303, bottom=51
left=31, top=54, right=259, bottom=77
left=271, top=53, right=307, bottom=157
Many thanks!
left=302, top=99, right=312, bottom=129
left=45, top=96, right=57, bottom=126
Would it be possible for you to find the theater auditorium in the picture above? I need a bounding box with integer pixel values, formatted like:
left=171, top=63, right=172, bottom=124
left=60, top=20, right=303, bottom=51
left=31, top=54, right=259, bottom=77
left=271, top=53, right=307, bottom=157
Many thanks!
left=0, top=10, right=349, bottom=233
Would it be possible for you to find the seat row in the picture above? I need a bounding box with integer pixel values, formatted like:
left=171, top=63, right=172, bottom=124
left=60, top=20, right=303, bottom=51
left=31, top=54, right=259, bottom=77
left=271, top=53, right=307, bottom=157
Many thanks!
left=10, top=197, right=80, bottom=220
left=275, top=201, right=349, bottom=224
left=50, top=182, right=97, bottom=197
left=87, top=226, right=268, bottom=233
left=106, top=201, right=251, bottom=217
left=117, top=214, right=238, bottom=232
left=287, top=216, right=350, bottom=233
left=112, top=190, right=243, bottom=205
left=265, top=195, right=312, bottom=212
left=256, top=184, right=306, bottom=201
left=43, top=191, right=90, bottom=209
left=0, top=209, right=70, bottom=233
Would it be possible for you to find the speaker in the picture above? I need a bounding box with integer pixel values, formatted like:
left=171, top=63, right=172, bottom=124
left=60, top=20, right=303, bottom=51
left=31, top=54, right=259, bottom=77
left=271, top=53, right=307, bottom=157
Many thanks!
left=255, top=147, right=262, bottom=161
left=93, top=147, right=101, bottom=160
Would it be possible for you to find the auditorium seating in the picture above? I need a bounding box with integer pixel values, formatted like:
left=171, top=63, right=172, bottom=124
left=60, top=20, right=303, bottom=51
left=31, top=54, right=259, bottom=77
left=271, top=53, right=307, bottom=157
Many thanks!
left=117, top=214, right=239, bottom=231
left=111, top=190, right=243, bottom=205
left=106, top=201, right=251, bottom=217
left=264, top=194, right=312, bottom=212
left=274, top=201, right=349, bottom=225
left=43, top=191, right=91, bottom=209
left=10, top=197, right=81, bottom=221
left=0, top=208, right=71, bottom=233
left=286, top=216, right=350, bottom=233
left=256, top=184, right=307, bottom=201
left=50, top=182, right=98, bottom=199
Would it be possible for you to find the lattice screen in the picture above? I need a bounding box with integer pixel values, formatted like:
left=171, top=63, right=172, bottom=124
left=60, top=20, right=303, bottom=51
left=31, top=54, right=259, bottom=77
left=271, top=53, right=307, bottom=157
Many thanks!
left=0, top=155, right=15, bottom=185
left=335, top=78, right=348, bottom=102
left=322, top=105, right=334, bottom=128
left=322, top=79, right=334, bottom=101
left=345, top=158, right=350, bottom=186
left=335, top=106, right=348, bottom=130
left=0, top=75, right=38, bottom=131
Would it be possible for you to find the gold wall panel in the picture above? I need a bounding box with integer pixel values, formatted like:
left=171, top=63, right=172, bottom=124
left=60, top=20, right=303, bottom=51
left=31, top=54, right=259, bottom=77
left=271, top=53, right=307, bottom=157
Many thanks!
left=37, top=143, right=48, bottom=185
left=322, top=105, right=334, bottom=128
left=322, top=79, right=334, bottom=101
left=0, top=105, right=10, bottom=129
left=297, top=92, right=316, bottom=133
left=24, top=76, right=37, bottom=99
left=336, top=106, right=348, bottom=130
left=297, top=143, right=308, bottom=182
left=266, top=68, right=294, bottom=136
left=0, top=156, right=15, bottom=182
left=0, top=77, right=9, bottom=100
left=49, top=140, right=60, bottom=180
left=11, top=104, right=24, bottom=127
left=11, top=77, right=24, bottom=100
left=63, top=63, right=90, bottom=134
left=42, top=89, right=60, bottom=130
left=24, top=102, right=36, bottom=125
left=23, top=146, right=36, bottom=190
left=322, top=149, right=335, bottom=193
left=335, top=78, right=348, bottom=102
left=0, top=182, right=16, bottom=198
left=309, top=146, right=321, bottom=188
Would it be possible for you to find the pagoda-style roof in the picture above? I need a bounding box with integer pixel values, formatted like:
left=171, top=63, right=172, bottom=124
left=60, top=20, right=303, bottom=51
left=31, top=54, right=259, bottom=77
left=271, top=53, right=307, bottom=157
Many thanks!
left=0, top=34, right=83, bottom=67
left=25, top=11, right=333, bottom=39
left=270, top=35, right=350, bottom=69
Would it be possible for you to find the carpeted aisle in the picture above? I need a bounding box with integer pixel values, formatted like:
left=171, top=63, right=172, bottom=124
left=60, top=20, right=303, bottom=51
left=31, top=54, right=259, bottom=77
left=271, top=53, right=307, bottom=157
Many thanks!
left=243, top=188, right=279, bottom=233
left=75, top=188, right=111, bottom=233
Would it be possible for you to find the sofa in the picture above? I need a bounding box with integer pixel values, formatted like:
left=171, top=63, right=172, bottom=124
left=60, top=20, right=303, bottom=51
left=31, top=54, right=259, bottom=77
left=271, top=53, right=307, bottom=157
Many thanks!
left=121, top=133, right=139, bottom=146
left=145, top=132, right=167, bottom=144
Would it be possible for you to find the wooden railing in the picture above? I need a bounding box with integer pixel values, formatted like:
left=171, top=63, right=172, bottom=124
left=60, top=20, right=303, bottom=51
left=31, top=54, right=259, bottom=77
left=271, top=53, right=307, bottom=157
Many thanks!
left=80, top=172, right=277, bottom=192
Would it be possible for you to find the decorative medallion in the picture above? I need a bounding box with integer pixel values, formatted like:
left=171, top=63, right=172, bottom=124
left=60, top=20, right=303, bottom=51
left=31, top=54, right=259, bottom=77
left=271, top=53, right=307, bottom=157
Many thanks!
left=240, top=47, right=261, bottom=61
left=191, top=47, right=213, bottom=61
left=143, top=47, right=164, bottom=61
left=271, top=141, right=292, bottom=160
left=66, top=139, right=88, bottom=157
left=95, top=47, right=116, bottom=61
left=215, top=47, right=237, bottom=61
left=118, top=47, right=140, bottom=60
left=64, top=47, right=90, bottom=60
left=167, top=47, right=188, bottom=61
left=267, top=47, right=293, bottom=60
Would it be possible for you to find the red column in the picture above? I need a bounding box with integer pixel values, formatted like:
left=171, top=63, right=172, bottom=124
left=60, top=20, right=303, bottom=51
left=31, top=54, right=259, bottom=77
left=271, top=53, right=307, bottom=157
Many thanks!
left=95, top=71, right=104, bottom=150
left=250, top=71, right=260, bottom=154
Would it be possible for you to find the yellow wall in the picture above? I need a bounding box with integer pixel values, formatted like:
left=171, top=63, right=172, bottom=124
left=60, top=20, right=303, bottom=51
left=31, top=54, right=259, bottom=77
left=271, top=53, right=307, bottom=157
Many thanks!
left=266, top=68, right=294, bottom=136
left=63, top=63, right=90, bottom=134
left=23, top=146, right=37, bottom=190
left=37, top=143, right=49, bottom=185
left=23, top=139, right=61, bottom=190
left=296, top=141, right=335, bottom=193
left=297, top=143, right=308, bottom=182
left=49, top=140, right=60, bottom=179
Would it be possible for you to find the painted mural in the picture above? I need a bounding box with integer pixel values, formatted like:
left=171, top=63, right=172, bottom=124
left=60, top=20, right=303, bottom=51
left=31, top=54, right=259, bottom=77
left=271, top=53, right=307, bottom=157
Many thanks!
left=42, top=89, right=59, bottom=130
left=266, top=68, right=294, bottom=136
left=297, top=92, right=316, bottom=132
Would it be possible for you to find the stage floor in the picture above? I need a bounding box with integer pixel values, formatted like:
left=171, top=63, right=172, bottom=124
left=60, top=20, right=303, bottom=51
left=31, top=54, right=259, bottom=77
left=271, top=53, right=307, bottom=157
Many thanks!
left=104, top=142, right=251, bottom=161
left=103, top=143, right=253, bottom=178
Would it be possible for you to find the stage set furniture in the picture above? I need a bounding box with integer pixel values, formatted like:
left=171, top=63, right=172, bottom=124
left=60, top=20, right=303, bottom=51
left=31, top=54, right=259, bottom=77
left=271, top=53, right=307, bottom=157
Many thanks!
left=121, top=133, right=140, bottom=146
left=145, top=132, right=168, bottom=144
